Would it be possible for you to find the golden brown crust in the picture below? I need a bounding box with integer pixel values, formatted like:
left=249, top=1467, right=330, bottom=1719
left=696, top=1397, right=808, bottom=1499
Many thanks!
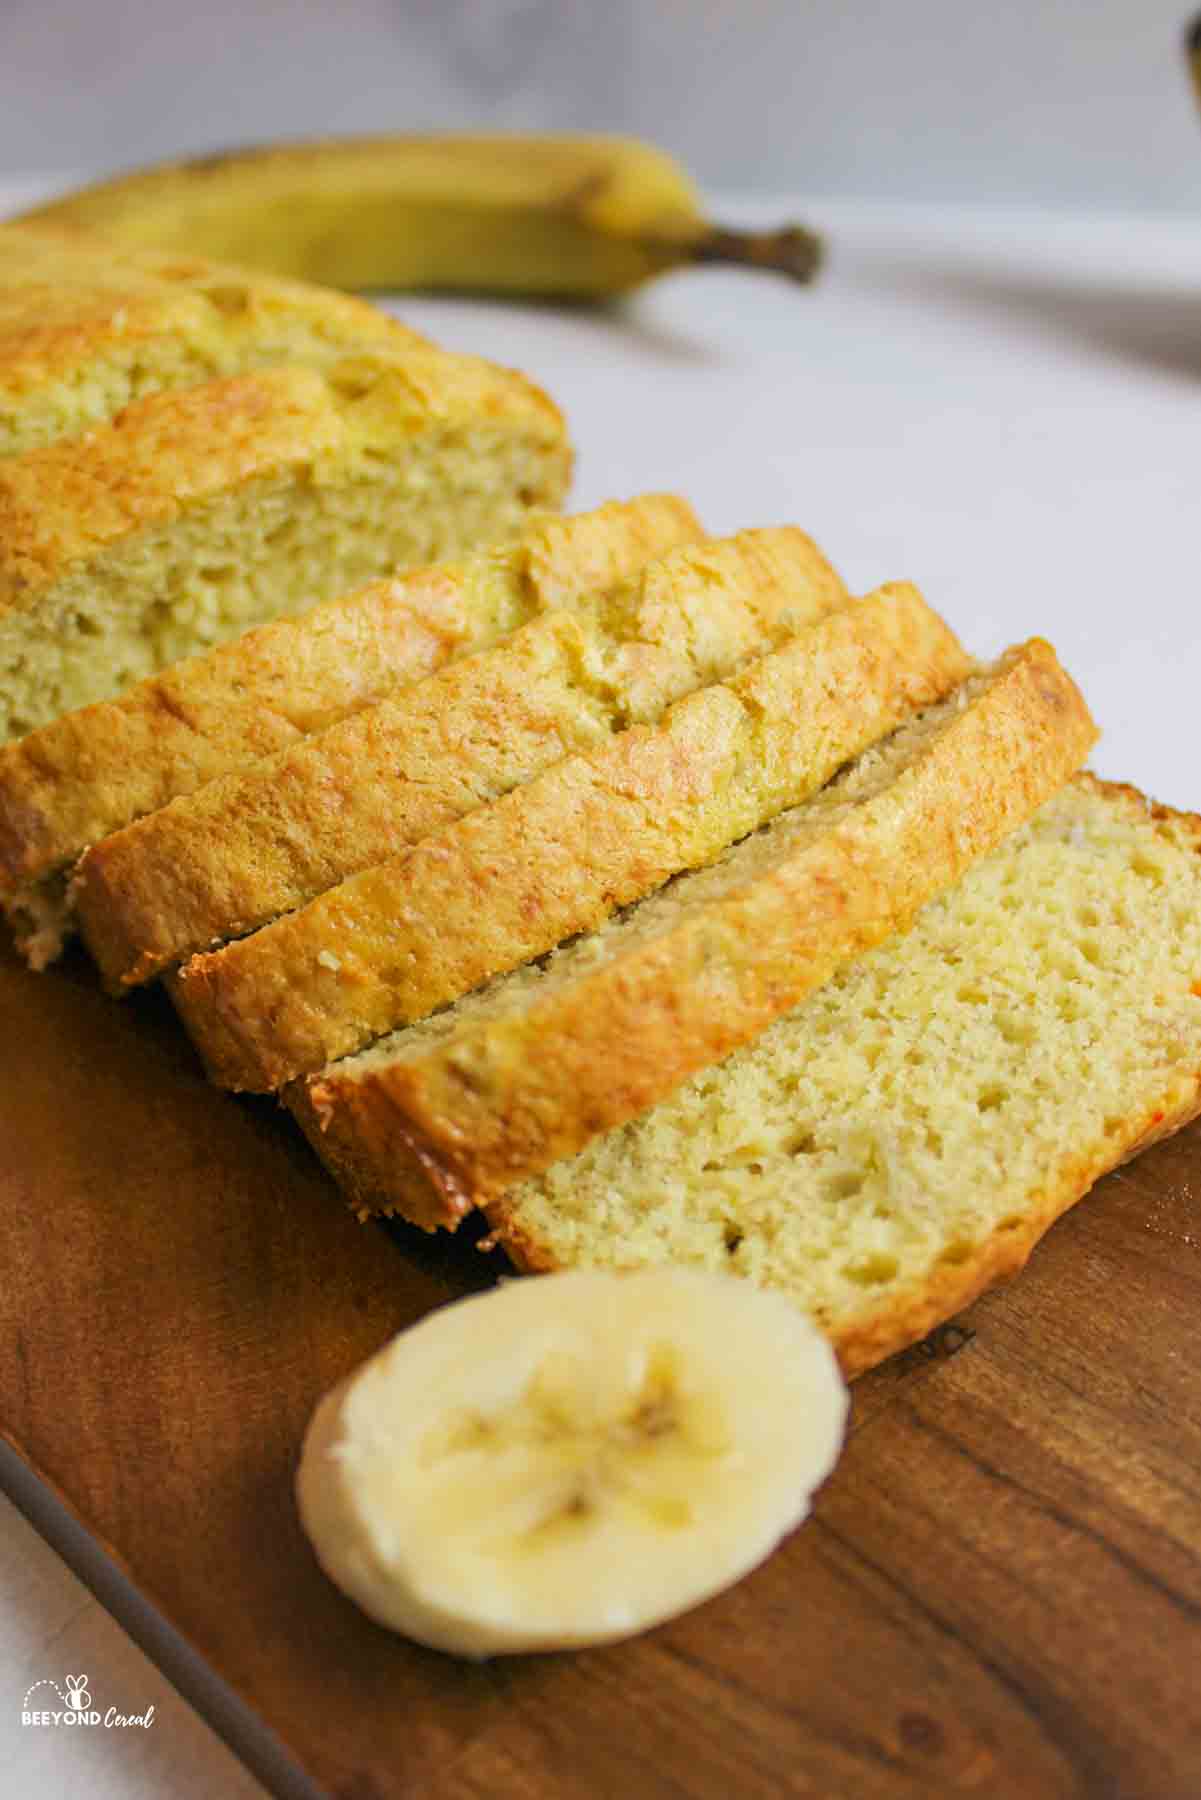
left=0, top=221, right=425, bottom=439
left=286, top=1073, right=448, bottom=1227
left=259, top=582, right=966, bottom=1096
left=0, top=495, right=697, bottom=906
left=168, top=528, right=851, bottom=1086
left=521, top=496, right=702, bottom=610
left=75, top=612, right=622, bottom=988
left=300, top=640, right=1097, bottom=1225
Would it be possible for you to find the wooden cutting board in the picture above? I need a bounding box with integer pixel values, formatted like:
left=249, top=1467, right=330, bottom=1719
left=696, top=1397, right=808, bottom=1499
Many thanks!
left=1, top=934, right=1199, bottom=1799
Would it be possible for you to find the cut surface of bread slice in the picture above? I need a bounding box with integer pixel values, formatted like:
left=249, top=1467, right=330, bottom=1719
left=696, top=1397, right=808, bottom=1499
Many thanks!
left=0, top=494, right=697, bottom=968
left=0, top=347, right=569, bottom=744
left=84, top=526, right=849, bottom=990
left=0, top=222, right=427, bottom=455
left=484, top=777, right=1201, bottom=1378
left=288, top=640, right=1097, bottom=1228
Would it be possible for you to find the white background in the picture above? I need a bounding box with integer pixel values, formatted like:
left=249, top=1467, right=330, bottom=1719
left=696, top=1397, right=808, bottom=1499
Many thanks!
left=1, top=0, right=1200, bottom=213
left=1, top=12, right=1200, bottom=1786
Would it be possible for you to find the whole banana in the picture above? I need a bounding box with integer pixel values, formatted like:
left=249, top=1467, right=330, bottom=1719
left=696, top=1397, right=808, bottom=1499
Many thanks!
left=15, top=133, right=822, bottom=298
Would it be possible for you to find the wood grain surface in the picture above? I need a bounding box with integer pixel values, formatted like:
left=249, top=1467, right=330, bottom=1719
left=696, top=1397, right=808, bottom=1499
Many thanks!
left=1, top=933, right=1199, bottom=1800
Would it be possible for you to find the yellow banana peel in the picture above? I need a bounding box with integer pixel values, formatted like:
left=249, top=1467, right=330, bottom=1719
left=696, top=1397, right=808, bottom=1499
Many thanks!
left=14, top=133, right=822, bottom=299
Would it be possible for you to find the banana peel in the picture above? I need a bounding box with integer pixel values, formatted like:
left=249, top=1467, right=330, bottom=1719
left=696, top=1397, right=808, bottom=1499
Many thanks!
left=14, top=133, right=822, bottom=300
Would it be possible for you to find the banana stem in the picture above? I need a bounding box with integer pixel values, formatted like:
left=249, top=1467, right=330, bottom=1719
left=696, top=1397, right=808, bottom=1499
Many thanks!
left=686, top=221, right=824, bottom=285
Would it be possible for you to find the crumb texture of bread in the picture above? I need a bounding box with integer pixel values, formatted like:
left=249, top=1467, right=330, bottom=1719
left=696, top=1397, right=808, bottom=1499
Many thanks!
left=0, top=222, right=427, bottom=454
left=486, top=778, right=1201, bottom=1377
left=80, top=525, right=850, bottom=989
left=166, top=527, right=852, bottom=1078
left=288, top=640, right=1097, bottom=1227
left=0, top=348, right=570, bottom=743
left=0, top=495, right=699, bottom=966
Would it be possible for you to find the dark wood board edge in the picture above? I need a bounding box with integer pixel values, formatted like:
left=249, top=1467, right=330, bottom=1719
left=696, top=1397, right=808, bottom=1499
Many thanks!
left=0, top=1426, right=321, bottom=1800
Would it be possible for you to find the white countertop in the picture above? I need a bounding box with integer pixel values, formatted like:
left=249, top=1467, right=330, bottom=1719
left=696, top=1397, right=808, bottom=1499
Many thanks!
left=2, top=184, right=1198, bottom=1798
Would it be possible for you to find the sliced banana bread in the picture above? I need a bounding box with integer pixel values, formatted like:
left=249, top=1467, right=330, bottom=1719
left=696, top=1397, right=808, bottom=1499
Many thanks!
left=288, top=641, right=1096, bottom=1227
left=81, top=527, right=848, bottom=990
left=0, top=349, right=568, bottom=747
left=172, top=577, right=965, bottom=1088
left=484, top=777, right=1201, bottom=1378
left=0, top=221, right=427, bottom=455
left=1, top=495, right=695, bottom=967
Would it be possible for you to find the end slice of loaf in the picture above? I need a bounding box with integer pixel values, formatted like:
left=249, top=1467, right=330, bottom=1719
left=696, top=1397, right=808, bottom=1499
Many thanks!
left=484, top=777, right=1201, bottom=1378
left=0, top=495, right=698, bottom=967
left=0, top=221, right=427, bottom=454
left=167, top=527, right=854, bottom=1077
left=80, top=525, right=848, bottom=990
left=0, top=346, right=569, bottom=746
left=287, top=640, right=1097, bottom=1228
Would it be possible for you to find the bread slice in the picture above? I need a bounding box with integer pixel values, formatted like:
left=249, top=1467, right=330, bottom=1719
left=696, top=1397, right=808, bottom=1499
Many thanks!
left=0, top=495, right=696, bottom=968
left=167, top=527, right=858, bottom=1079
left=287, top=641, right=1097, bottom=1228
left=80, top=526, right=849, bottom=991
left=482, top=777, right=1201, bottom=1378
left=0, top=222, right=427, bottom=455
left=0, top=347, right=569, bottom=746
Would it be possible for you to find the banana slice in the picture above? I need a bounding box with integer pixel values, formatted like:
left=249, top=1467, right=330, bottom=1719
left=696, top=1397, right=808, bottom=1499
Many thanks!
left=296, top=1268, right=848, bottom=1658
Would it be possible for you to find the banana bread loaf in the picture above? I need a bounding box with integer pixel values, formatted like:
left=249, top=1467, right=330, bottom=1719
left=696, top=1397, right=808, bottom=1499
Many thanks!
left=166, top=529, right=851, bottom=1081
left=0, top=349, right=568, bottom=748
left=1, top=495, right=694, bottom=967
left=288, top=640, right=1096, bottom=1227
left=0, top=221, right=428, bottom=455
left=171, top=575, right=967, bottom=1088
left=485, top=777, right=1201, bottom=1378
left=79, top=526, right=846, bottom=990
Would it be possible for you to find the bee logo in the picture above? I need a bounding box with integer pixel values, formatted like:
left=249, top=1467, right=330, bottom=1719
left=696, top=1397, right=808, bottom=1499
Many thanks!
left=64, top=1676, right=91, bottom=1713
left=22, top=1670, right=151, bottom=1729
